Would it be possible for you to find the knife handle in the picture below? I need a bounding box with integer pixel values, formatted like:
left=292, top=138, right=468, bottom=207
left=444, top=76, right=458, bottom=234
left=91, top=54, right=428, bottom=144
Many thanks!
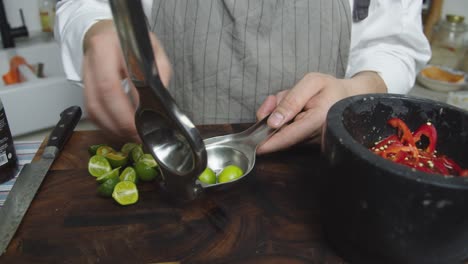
left=45, top=106, right=82, bottom=153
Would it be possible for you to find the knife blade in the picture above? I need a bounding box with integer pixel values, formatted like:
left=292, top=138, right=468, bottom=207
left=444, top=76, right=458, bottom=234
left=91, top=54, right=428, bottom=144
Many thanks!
left=0, top=106, right=82, bottom=256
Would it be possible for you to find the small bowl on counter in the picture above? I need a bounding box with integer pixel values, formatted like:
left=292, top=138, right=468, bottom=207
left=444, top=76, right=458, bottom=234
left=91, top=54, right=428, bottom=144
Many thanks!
left=417, top=64, right=467, bottom=92
left=321, top=93, right=468, bottom=264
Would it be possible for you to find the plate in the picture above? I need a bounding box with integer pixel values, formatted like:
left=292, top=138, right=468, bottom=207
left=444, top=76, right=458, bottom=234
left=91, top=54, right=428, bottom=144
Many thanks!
left=417, top=65, right=467, bottom=92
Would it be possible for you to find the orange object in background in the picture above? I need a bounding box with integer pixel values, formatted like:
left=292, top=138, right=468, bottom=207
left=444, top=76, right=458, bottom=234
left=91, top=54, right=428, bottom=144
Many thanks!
left=2, top=56, right=34, bottom=85
left=421, top=65, right=465, bottom=83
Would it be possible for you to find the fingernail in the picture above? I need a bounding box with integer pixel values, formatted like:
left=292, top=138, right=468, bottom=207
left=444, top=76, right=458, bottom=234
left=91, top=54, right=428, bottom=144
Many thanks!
left=269, top=112, right=284, bottom=127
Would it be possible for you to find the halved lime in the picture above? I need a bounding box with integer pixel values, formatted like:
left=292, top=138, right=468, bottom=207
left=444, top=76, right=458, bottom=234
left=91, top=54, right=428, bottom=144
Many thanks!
left=112, top=181, right=139, bottom=205
left=218, top=165, right=244, bottom=183
left=96, top=145, right=115, bottom=156
left=88, top=155, right=112, bottom=177
left=105, top=151, right=129, bottom=168
left=98, top=177, right=120, bottom=197
left=121, top=142, right=139, bottom=155
left=130, top=145, right=144, bottom=163
left=138, top=154, right=158, bottom=167
left=96, top=167, right=121, bottom=183
left=88, top=144, right=108, bottom=156
left=119, top=166, right=138, bottom=183
left=135, top=160, right=158, bottom=182
left=198, top=167, right=216, bottom=184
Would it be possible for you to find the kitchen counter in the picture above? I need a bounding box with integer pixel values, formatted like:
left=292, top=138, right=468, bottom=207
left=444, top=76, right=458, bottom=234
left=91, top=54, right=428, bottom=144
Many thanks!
left=0, top=126, right=346, bottom=264
left=408, top=82, right=449, bottom=102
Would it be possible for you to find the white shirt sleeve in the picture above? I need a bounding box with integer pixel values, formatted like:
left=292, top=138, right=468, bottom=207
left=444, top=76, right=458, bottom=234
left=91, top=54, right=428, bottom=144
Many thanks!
left=54, top=0, right=153, bottom=82
left=346, top=0, right=431, bottom=94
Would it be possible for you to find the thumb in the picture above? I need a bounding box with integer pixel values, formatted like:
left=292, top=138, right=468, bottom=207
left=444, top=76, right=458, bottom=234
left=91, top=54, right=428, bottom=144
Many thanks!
left=267, top=74, right=323, bottom=128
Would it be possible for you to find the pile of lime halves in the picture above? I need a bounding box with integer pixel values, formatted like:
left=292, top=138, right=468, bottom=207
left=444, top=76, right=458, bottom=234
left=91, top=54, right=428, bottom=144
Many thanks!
left=87, top=143, right=157, bottom=206
left=87, top=143, right=244, bottom=206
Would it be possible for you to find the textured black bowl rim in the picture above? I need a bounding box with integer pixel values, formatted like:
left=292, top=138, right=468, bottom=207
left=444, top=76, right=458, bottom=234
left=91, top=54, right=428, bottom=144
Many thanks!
left=326, top=93, right=468, bottom=190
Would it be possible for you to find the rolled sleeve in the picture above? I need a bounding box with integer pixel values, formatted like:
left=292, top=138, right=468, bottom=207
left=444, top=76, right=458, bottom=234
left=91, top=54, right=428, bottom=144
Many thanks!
left=54, top=0, right=113, bottom=81
left=346, top=0, right=431, bottom=94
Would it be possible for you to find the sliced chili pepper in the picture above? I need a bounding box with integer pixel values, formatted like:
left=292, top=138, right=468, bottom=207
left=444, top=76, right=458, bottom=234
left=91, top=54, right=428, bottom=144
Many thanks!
left=431, top=157, right=450, bottom=175
left=371, top=135, right=399, bottom=150
left=393, top=150, right=409, bottom=163
left=388, top=118, right=416, bottom=146
left=438, top=156, right=462, bottom=175
left=413, top=123, right=437, bottom=154
left=370, top=118, right=467, bottom=177
left=380, top=144, right=418, bottom=162
left=413, top=164, right=434, bottom=174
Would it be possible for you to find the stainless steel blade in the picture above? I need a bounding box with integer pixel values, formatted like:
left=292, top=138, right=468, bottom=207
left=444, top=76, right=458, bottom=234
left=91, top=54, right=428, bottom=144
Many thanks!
left=0, top=105, right=81, bottom=256
left=0, top=155, right=55, bottom=255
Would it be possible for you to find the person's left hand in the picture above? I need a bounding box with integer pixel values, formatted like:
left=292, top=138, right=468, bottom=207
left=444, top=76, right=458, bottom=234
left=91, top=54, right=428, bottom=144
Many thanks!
left=256, top=72, right=386, bottom=154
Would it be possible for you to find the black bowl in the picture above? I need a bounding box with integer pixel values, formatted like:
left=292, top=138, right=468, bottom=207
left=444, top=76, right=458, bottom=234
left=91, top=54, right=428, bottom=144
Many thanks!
left=321, top=93, right=468, bottom=264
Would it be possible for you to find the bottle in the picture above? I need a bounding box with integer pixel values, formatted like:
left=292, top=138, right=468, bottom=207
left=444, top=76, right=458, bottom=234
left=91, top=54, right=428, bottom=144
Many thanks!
left=0, top=98, right=18, bottom=184
left=38, top=0, right=56, bottom=33
left=429, top=14, right=467, bottom=70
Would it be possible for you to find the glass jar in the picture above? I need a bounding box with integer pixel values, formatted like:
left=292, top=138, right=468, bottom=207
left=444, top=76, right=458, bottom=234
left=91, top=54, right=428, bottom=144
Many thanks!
left=429, top=14, right=467, bottom=70
left=0, top=98, right=18, bottom=184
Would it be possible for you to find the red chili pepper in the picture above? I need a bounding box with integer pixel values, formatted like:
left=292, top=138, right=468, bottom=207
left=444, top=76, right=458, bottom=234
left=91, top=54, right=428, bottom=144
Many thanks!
left=369, top=118, right=467, bottom=177
left=413, top=123, right=437, bottom=154
left=372, top=135, right=399, bottom=150
left=431, top=157, right=450, bottom=175
left=388, top=118, right=416, bottom=146
left=393, top=150, right=409, bottom=163
left=438, top=156, right=462, bottom=175
left=381, top=144, right=418, bottom=162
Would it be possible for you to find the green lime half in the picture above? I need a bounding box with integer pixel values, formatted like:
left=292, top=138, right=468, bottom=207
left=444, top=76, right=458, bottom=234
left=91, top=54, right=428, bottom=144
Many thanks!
left=121, top=142, right=139, bottom=155
left=88, top=155, right=112, bottom=177
left=88, top=144, right=108, bottom=156
left=135, top=160, right=158, bottom=182
left=98, top=177, right=120, bottom=197
left=96, top=145, right=115, bottom=156
left=130, top=145, right=144, bottom=163
left=105, top=151, right=129, bottom=168
left=138, top=154, right=158, bottom=167
left=112, top=181, right=139, bottom=205
left=119, top=166, right=138, bottom=184
left=198, top=167, right=216, bottom=184
left=96, top=167, right=121, bottom=183
left=217, top=165, right=244, bottom=183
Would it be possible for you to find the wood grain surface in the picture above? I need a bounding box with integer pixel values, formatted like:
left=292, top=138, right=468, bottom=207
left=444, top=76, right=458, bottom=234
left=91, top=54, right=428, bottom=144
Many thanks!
left=0, top=125, right=347, bottom=264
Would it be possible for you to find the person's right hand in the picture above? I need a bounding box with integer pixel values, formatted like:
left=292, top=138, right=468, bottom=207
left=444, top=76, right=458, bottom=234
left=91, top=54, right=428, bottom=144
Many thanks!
left=82, top=20, right=171, bottom=141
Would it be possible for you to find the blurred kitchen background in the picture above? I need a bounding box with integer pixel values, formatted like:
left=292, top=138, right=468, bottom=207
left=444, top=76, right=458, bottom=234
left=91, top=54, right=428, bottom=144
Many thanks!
left=0, top=0, right=467, bottom=143
left=1, top=0, right=94, bottom=143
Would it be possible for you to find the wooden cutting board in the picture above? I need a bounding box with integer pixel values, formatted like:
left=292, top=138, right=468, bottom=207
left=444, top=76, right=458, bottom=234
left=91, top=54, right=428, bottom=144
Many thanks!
left=0, top=125, right=346, bottom=264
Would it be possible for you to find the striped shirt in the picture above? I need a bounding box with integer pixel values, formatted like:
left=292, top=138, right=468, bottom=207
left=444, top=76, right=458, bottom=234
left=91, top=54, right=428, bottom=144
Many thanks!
left=151, top=0, right=351, bottom=124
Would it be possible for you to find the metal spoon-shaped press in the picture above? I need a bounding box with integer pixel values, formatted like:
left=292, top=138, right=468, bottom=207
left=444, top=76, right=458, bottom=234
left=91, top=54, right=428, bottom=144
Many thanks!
left=109, top=0, right=206, bottom=200
left=200, top=114, right=279, bottom=189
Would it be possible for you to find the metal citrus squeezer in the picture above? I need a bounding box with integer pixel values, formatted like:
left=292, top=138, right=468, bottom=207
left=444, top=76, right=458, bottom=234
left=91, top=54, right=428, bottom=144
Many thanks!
left=109, top=0, right=280, bottom=201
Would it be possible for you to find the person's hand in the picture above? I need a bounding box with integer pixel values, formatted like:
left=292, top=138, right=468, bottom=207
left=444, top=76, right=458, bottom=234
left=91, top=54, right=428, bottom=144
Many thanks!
left=82, top=20, right=171, bottom=141
left=256, top=72, right=387, bottom=154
